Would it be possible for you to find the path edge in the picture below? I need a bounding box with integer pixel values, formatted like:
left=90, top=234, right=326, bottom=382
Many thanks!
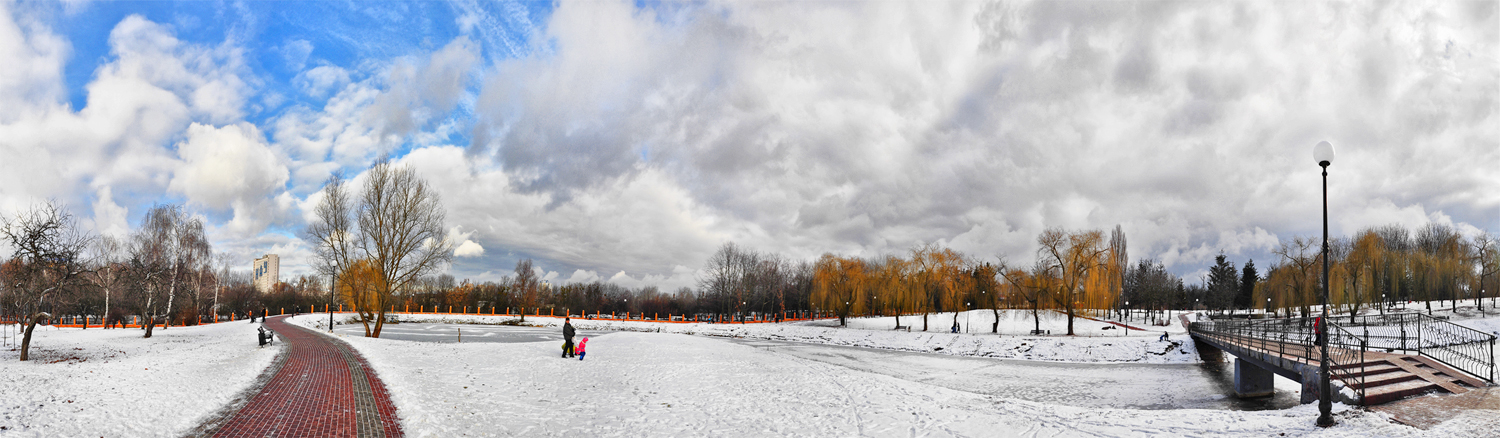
left=180, top=321, right=291, bottom=438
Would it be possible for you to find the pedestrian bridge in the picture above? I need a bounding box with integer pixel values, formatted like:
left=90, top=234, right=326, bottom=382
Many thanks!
left=1185, top=312, right=1495, bottom=406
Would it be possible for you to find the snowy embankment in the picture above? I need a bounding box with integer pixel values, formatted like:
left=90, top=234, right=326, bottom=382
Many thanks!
left=0, top=321, right=280, bottom=437
left=312, top=309, right=1204, bottom=364
left=287, top=314, right=1498, bottom=438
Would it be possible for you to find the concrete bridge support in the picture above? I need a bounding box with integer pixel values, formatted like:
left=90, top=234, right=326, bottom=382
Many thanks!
left=1233, top=359, right=1275, bottom=398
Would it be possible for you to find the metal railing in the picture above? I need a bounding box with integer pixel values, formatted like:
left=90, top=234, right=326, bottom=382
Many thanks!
left=1341, top=313, right=1495, bottom=384
left=1325, top=323, right=1367, bottom=402
left=1191, top=313, right=1496, bottom=393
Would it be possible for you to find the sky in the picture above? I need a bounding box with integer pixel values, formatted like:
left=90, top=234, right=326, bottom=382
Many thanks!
left=0, top=0, right=1495, bottom=292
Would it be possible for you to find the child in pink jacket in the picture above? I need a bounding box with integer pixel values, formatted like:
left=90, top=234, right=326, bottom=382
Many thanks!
left=577, top=337, right=589, bottom=361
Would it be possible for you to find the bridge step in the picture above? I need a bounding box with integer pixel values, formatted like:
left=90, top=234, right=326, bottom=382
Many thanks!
left=1362, top=379, right=1444, bottom=405
left=1347, top=372, right=1422, bottom=390
left=1337, top=363, right=1404, bottom=379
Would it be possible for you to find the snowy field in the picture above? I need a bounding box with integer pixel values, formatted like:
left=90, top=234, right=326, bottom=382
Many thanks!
left=324, top=309, right=1204, bottom=364
left=2, top=306, right=1496, bottom=437
left=288, top=314, right=1498, bottom=437
left=0, top=320, right=280, bottom=437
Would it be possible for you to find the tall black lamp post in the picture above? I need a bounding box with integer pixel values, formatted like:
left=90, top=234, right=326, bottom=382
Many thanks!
left=1315, top=140, right=1336, bottom=427
left=329, top=274, right=336, bottom=332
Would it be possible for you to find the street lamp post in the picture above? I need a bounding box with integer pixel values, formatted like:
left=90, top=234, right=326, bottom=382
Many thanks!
left=329, top=274, right=335, bottom=332
left=1315, top=140, right=1336, bottom=427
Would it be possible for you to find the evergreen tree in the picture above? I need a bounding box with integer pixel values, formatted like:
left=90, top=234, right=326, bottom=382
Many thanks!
left=1207, top=253, right=1238, bottom=311
left=1238, top=259, right=1258, bottom=310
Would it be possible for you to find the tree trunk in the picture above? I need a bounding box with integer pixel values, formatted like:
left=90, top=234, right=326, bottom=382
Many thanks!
left=1032, top=302, right=1041, bottom=333
left=144, top=312, right=156, bottom=338
left=164, top=261, right=179, bottom=330
left=1066, top=305, right=1075, bottom=336
left=18, top=312, right=50, bottom=361
left=373, top=309, right=386, bottom=338
left=922, top=312, right=928, bottom=331
left=359, top=309, right=373, bottom=337
left=991, top=308, right=999, bottom=333
left=894, top=314, right=901, bottom=329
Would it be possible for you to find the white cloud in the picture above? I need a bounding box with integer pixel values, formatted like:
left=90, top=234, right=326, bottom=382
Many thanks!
left=454, top=240, right=484, bottom=257
left=166, top=123, right=290, bottom=236
left=294, top=65, right=349, bottom=98
left=280, top=39, right=313, bottom=71
left=460, top=0, right=1496, bottom=280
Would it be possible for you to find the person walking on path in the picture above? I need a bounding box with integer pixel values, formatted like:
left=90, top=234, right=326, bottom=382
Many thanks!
left=562, top=317, right=576, bottom=358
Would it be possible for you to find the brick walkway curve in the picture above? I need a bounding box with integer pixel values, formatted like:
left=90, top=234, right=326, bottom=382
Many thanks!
left=210, top=315, right=402, bottom=438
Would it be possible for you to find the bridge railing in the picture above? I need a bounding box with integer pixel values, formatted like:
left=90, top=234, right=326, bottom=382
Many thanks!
left=1343, top=313, right=1495, bottom=384
left=1190, top=316, right=1319, bottom=362
left=1195, top=312, right=1496, bottom=387
left=1326, top=323, right=1367, bottom=403
left=1192, top=316, right=1371, bottom=401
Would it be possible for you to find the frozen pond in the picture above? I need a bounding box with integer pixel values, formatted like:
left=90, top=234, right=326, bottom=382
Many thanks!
left=333, top=322, right=610, bottom=344
left=346, top=322, right=1301, bottom=411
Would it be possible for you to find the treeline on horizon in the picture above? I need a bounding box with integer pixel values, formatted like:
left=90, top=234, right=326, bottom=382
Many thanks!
left=4, top=200, right=1498, bottom=337
left=332, top=223, right=1497, bottom=335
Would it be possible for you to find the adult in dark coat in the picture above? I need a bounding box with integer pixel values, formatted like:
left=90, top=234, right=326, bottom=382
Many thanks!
left=563, top=317, right=577, bottom=358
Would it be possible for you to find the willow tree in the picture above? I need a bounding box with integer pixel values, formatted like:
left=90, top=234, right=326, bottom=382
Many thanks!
left=909, top=244, right=967, bottom=331
left=337, top=259, right=385, bottom=336
left=811, top=254, right=867, bottom=327
left=1037, top=228, right=1107, bottom=336
left=1274, top=236, right=1319, bottom=319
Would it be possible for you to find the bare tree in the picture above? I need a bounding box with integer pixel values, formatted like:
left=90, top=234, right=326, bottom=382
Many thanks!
left=87, top=236, right=128, bottom=329
left=513, top=259, right=539, bottom=322
left=128, top=205, right=206, bottom=337
left=303, top=171, right=358, bottom=328
left=1474, top=232, right=1499, bottom=312
left=1, top=201, right=94, bottom=360
left=355, top=160, right=453, bottom=337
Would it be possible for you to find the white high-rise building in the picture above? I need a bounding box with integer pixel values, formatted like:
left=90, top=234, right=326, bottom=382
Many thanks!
left=253, top=254, right=280, bottom=293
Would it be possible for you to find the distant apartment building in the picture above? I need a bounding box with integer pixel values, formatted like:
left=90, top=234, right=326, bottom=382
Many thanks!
left=253, top=254, right=280, bottom=293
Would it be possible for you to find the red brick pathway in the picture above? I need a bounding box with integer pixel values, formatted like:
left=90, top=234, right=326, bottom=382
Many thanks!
left=210, top=316, right=402, bottom=438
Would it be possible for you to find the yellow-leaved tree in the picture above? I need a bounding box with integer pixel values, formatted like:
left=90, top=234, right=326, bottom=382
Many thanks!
left=811, top=254, right=867, bottom=327
left=338, top=259, right=386, bottom=336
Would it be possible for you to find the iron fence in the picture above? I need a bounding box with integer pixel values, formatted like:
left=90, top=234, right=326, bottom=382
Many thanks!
left=1325, top=323, right=1367, bottom=403
left=1337, top=313, right=1495, bottom=384
left=1192, top=312, right=1495, bottom=393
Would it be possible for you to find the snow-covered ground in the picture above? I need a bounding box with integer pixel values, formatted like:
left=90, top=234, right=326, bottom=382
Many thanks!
left=3, top=306, right=1496, bottom=437
left=288, top=314, right=1499, bottom=437
left=0, top=320, right=280, bottom=437
left=334, top=309, right=1204, bottom=364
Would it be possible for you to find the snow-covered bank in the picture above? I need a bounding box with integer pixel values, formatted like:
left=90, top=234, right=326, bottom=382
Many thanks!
left=325, top=310, right=1205, bottom=364
left=287, top=314, right=1497, bottom=437
left=0, top=321, right=281, bottom=437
